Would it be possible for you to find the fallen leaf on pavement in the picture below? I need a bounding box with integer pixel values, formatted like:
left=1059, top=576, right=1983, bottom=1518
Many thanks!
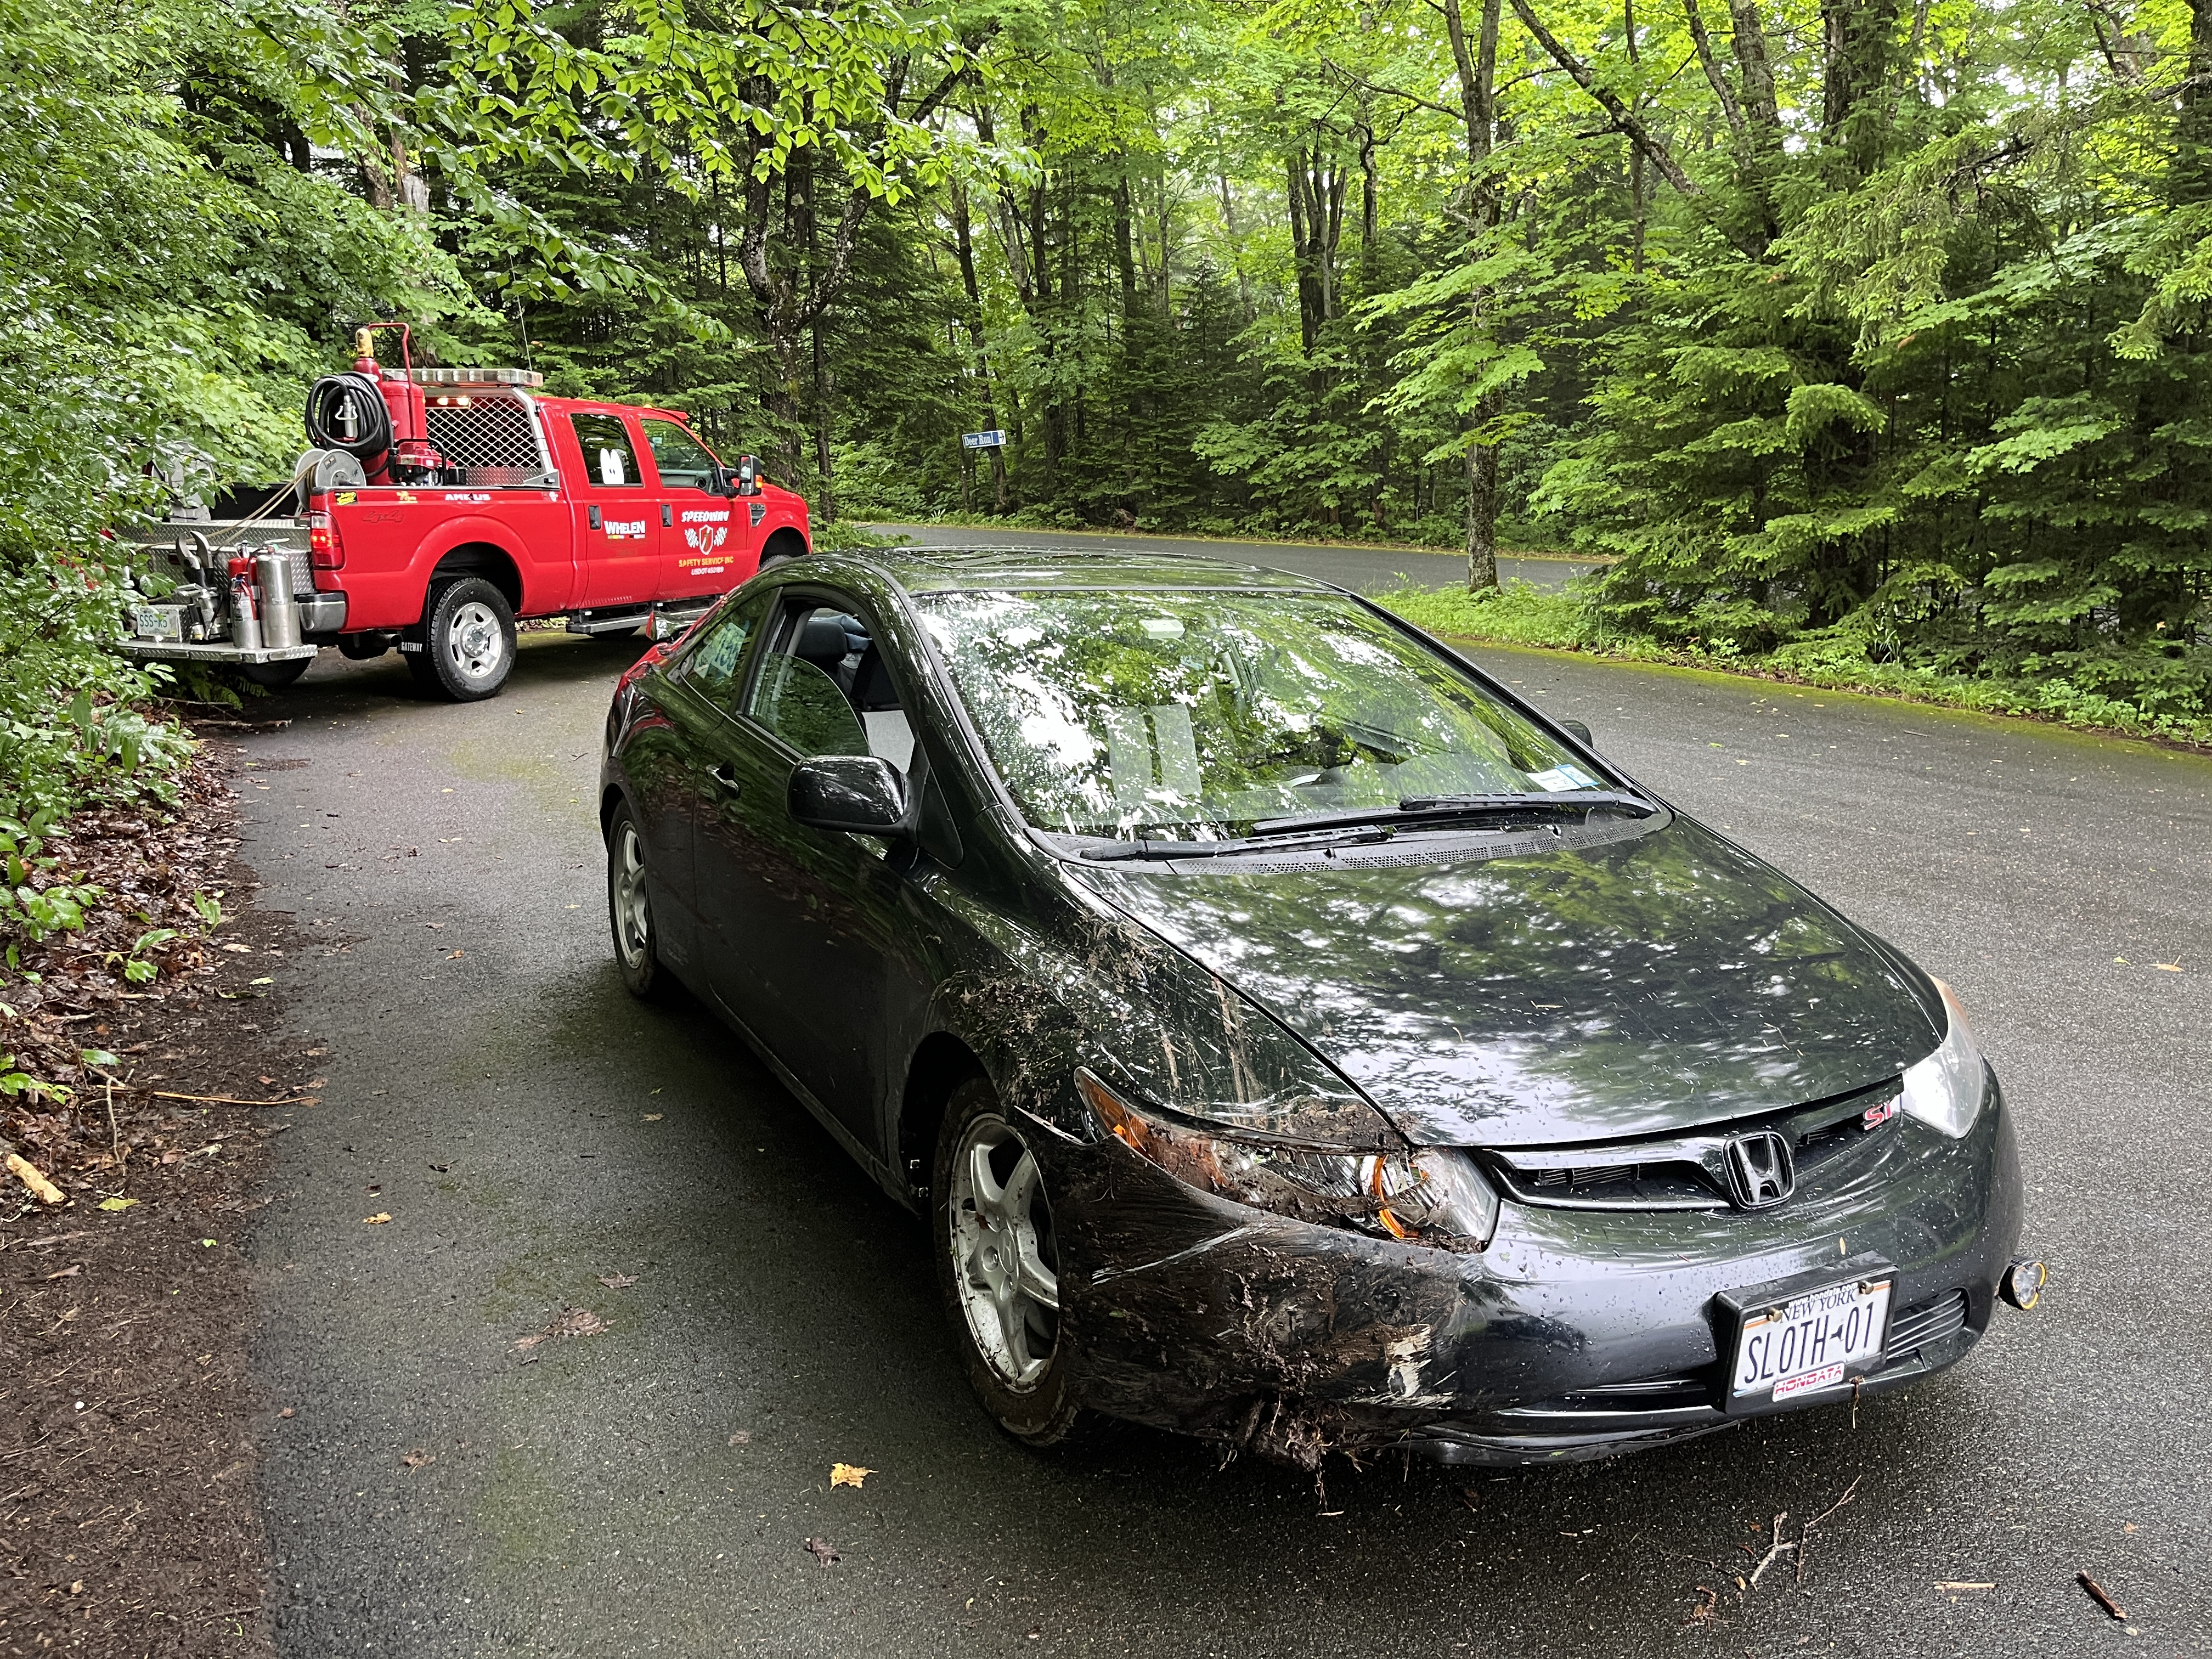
left=363, top=1212, right=392, bottom=1225
left=804, top=1537, right=840, bottom=1567
left=830, top=1463, right=873, bottom=1489
left=97, top=1197, right=137, bottom=1211
left=641, top=1113, right=663, bottom=1122
left=44, top=1263, right=81, bottom=1279
left=2153, top=962, right=2181, bottom=972
left=279, top=1408, right=295, bottom=1419
left=1934, top=1582, right=1995, bottom=1592
left=428, top=1163, right=451, bottom=1172
left=402, top=1449, right=436, bottom=1470
left=516, top=1306, right=607, bottom=1348
left=596, top=1272, right=639, bottom=1289
left=728, top=1430, right=751, bottom=1446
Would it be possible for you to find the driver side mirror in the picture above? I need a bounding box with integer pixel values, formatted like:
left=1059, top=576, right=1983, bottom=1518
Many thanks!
left=708, top=456, right=762, bottom=499
left=788, top=755, right=909, bottom=837
left=1559, top=719, right=1594, bottom=747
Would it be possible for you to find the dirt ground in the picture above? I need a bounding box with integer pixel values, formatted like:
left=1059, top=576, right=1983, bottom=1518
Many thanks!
left=1, top=735, right=305, bottom=1657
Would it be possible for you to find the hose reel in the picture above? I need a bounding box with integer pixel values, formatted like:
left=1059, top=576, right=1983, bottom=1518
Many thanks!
left=303, top=372, right=392, bottom=461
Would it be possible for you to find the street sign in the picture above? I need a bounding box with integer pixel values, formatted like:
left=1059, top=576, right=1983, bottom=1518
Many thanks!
left=961, top=430, right=1007, bottom=449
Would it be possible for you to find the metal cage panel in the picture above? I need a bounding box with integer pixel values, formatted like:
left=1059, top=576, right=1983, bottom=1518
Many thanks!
left=425, top=394, right=553, bottom=485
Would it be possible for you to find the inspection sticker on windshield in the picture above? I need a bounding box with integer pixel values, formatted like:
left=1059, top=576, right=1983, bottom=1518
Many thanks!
left=1528, top=763, right=1599, bottom=792
left=1732, top=1276, right=1891, bottom=1401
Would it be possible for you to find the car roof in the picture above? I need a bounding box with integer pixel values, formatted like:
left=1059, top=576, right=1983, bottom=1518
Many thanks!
left=817, top=546, right=1344, bottom=596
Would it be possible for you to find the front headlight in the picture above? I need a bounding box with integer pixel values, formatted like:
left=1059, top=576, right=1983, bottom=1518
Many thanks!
left=1899, top=978, right=1987, bottom=1138
left=1077, top=1068, right=1500, bottom=1250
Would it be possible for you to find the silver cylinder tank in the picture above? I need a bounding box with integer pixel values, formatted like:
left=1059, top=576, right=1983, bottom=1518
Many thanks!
left=255, top=551, right=302, bottom=650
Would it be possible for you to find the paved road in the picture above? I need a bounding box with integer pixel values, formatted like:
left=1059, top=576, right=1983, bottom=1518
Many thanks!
left=242, top=629, right=2210, bottom=1657
left=862, top=522, right=1599, bottom=592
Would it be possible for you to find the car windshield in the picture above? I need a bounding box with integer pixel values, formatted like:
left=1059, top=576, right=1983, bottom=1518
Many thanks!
left=916, top=588, right=1611, bottom=839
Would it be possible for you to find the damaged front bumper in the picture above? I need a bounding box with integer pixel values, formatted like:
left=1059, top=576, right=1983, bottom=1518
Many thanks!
left=1041, top=1080, right=2023, bottom=1469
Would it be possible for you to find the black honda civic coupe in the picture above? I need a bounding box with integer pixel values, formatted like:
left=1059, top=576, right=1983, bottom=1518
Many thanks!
left=598, top=548, right=2038, bottom=1470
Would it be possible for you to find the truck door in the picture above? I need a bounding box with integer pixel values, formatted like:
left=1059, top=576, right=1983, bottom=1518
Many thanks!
left=566, top=411, right=660, bottom=610
left=640, top=417, right=749, bottom=602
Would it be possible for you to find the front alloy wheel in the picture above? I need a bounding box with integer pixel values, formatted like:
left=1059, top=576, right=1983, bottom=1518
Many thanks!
left=933, top=1077, right=1081, bottom=1444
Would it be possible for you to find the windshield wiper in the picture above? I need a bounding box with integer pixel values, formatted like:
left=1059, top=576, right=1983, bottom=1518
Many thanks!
left=1077, top=825, right=1393, bottom=862
left=1249, top=789, right=1658, bottom=838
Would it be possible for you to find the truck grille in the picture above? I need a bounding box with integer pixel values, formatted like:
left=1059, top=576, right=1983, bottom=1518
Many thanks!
left=425, top=394, right=547, bottom=482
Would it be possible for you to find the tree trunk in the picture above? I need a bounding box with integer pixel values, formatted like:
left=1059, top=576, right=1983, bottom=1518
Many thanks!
left=1442, top=0, right=1505, bottom=592
left=2176, top=0, right=2212, bottom=201
left=951, top=181, right=1009, bottom=512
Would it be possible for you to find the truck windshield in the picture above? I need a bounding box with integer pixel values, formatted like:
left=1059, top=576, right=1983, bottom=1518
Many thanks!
left=642, top=419, right=720, bottom=490
left=916, top=588, right=1610, bottom=839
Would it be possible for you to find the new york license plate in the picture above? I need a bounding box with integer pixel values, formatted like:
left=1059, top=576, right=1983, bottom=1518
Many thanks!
left=1731, top=1276, right=1892, bottom=1402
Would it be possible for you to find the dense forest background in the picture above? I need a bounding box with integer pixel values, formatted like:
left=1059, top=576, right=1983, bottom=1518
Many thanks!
left=6, top=0, right=2212, bottom=828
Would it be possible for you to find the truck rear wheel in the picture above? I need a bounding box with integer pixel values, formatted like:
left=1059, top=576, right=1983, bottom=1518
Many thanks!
left=410, top=577, right=516, bottom=701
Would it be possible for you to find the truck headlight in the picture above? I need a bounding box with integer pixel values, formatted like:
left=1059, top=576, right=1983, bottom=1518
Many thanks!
left=1076, top=1068, right=1499, bottom=1250
left=1899, top=978, right=1988, bottom=1139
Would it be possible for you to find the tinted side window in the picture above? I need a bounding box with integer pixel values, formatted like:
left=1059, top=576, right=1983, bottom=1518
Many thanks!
left=641, top=419, right=719, bottom=490
left=743, top=601, right=872, bottom=758
left=681, top=591, right=771, bottom=709
left=571, top=413, right=642, bottom=487
left=749, top=657, right=870, bottom=757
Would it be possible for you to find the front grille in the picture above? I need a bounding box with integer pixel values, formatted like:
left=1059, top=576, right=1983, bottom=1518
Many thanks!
left=1488, top=1080, right=1903, bottom=1212
left=1885, top=1289, right=1968, bottom=1356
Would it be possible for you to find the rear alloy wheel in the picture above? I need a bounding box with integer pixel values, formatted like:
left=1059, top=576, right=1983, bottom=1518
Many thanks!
left=933, top=1076, right=1080, bottom=1444
left=605, top=803, right=667, bottom=1000
left=410, top=575, right=516, bottom=701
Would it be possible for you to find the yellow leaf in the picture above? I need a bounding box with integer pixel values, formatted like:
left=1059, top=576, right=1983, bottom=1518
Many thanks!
left=99, top=1195, right=138, bottom=1211
left=830, top=1463, right=873, bottom=1489
left=363, top=1212, right=392, bottom=1224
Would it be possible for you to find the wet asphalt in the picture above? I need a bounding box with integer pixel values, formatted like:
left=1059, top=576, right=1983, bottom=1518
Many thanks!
left=861, top=523, right=1598, bottom=592
left=243, top=571, right=2210, bottom=1656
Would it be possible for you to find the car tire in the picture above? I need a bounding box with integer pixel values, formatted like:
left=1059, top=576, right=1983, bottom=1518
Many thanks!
left=605, top=802, right=669, bottom=1000
left=932, top=1075, right=1082, bottom=1446
left=239, top=657, right=312, bottom=689
left=411, top=576, right=516, bottom=701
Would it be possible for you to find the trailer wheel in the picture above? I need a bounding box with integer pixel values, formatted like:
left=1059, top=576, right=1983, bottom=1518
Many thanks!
left=240, top=657, right=312, bottom=689
left=410, top=577, right=516, bottom=701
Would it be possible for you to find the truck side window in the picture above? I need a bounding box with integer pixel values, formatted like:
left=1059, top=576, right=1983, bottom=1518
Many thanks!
left=641, top=419, right=720, bottom=492
left=681, top=591, right=771, bottom=712
left=571, top=414, right=642, bottom=487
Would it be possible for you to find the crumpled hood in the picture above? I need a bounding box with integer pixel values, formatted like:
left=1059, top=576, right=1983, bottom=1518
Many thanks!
left=1070, top=817, right=1942, bottom=1148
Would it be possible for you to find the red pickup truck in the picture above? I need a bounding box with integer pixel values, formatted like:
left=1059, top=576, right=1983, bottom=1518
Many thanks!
left=120, top=331, right=810, bottom=701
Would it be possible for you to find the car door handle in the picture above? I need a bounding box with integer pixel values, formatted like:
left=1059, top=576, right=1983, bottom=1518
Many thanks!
left=706, top=764, right=741, bottom=797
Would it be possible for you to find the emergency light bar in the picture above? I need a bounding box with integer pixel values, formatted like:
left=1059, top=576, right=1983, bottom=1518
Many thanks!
left=407, top=366, right=544, bottom=388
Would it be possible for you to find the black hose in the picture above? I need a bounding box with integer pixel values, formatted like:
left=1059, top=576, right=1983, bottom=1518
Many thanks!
left=303, top=372, right=392, bottom=460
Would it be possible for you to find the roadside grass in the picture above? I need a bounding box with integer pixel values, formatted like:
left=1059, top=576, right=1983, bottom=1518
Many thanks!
left=1377, top=579, right=2212, bottom=751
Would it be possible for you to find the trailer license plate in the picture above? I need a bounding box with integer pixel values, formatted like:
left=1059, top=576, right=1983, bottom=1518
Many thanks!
left=1731, top=1276, right=1891, bottom=1402
left=132, top=606, right=184, bottom=641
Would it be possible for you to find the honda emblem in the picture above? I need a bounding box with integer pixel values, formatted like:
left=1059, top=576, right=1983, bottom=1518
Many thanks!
left=1724, top=1131, right=1796, bottom=1210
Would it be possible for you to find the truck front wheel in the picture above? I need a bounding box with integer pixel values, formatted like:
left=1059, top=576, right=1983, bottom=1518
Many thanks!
left=410, top=577, right=516, bottom=701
